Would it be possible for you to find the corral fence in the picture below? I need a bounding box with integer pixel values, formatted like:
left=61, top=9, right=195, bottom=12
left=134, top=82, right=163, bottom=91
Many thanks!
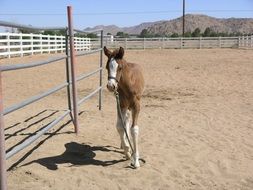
left=1, top=34, right=251, bottom=59
left=0, top=32, right=91, bottom=58
left=0, top=6, right=103, bottom=190
left=92, top=36, right=253, bottom=49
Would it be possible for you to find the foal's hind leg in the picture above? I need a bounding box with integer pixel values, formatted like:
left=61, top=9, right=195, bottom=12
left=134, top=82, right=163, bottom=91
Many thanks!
left=116, top=109, right=131, bottom=159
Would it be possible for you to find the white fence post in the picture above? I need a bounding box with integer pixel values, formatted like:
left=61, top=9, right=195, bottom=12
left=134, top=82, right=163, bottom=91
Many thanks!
left=61, top=36, right=64, bottom=53
left=39, top=34, right=43, bottom=54
left=125, top=38, right=127, bottom=49
left=7, top=33, right=10, bottom=58
left=48, top=35, right=50, bottom=53
left=54, top=35, right=58, bottom=53
left=251, top=35, right=253, bottom=48
left=199, top=36, right=202, bottom=49
left=143, top=38, right=146, bottom=50
left=20, top=34, right=23, bottom=57
left=30, top=33, right=34, bottom=55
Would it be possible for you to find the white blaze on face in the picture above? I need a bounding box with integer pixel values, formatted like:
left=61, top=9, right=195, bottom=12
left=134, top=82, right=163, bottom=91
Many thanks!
left=107, top=58, right=118, bottom=89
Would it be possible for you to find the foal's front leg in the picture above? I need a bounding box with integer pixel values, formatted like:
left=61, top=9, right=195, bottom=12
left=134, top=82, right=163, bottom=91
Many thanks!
left=131, top=99, right=141, bottom=168
left=116, top=109, right=131, bottom=159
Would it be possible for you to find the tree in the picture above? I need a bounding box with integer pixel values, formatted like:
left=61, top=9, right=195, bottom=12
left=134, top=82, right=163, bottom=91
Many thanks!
left=75, top=33, right=87, bottom=38
left=192, top=28, right=201, bottom=37
left=184, top=31, right=192, bottom=37
left=139, top=29, right=150, bottom=38
left=17, top=25, right=37, bottom=34
left=116, top=31, right=129, bottom=38
left=116, top=31, right=124, bottom=37
left=43, top=29, right=66, bottom=36
left=170, top=33, right=179, bottom=38
left=203, top=27, right=212, bottom=37
left=87, top=33, right=97, bottom=38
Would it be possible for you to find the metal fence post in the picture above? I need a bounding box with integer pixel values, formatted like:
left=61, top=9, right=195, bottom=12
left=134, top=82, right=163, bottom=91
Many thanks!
left=67, top=6, right=79, bottom=134
left=0, top=70, right=7, bottom=190
left=65, top=29, right=73, bottom=121
left=99, top=30, right=103, bottom=110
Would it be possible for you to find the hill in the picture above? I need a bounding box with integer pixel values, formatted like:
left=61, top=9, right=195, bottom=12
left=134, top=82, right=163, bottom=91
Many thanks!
left=84, top=21, right=165, bottom=35
left=147, top=14, right=253, bottom=35
left=84, top=14, right=253, bottom=36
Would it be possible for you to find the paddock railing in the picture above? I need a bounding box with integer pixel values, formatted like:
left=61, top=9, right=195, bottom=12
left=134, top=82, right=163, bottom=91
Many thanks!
left=238, top=35, right=253, bottom=49
left=0, top=6, right=103, bottom=190
left=91, top=36, right=253, bottom=50
left=0, top=32, right=91, bottom=58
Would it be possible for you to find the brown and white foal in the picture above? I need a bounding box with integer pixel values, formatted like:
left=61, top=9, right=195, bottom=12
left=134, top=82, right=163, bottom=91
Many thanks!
left=104, top=46, right=144, bottom=168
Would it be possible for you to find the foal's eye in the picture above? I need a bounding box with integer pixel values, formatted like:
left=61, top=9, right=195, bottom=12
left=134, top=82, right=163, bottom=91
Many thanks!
left=118, top=65, right=122, bottom=71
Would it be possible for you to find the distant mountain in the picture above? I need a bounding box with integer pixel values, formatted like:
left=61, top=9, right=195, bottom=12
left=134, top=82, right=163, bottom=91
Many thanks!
left=147, top=14, right=253, bottom=35
left=84, top=14, right=253, bottom=36
left=122, top=21, right=165, bottom=35
left=85, top=25, right=121, bottom=35
left=84, top=21, right=165, bottom=35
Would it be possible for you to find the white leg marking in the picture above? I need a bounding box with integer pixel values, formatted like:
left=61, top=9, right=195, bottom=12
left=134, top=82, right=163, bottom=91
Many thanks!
left=131, top=125, right=140, bottom=168
left=116, top=109, right=131, bottom=159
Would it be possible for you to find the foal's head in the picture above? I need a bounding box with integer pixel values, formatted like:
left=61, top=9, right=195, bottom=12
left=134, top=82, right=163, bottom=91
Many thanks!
left=104, top=46, right=125, bottom=92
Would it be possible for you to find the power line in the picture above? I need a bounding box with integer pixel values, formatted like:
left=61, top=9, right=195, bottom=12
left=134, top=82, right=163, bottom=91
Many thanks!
left=0, top=10, right=252, bottom=16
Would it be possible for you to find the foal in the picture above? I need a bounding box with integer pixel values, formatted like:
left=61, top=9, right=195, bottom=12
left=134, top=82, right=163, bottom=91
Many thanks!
left=104, top=46, right=144, bottom=168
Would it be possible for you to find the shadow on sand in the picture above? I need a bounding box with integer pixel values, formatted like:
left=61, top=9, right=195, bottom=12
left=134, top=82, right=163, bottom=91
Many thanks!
left=22, top=142, right=126, bottom=170
left=6, top=109, right=127, bottom=171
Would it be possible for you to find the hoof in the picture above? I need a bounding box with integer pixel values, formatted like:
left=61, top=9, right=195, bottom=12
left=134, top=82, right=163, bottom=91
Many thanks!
left=130, top=162, right=140, bottom=169
left=131, top=156, right=140, bottom=168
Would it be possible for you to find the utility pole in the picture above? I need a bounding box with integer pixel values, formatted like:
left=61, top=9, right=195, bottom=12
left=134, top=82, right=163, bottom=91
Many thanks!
left=182, top=0, right=185, bottom=37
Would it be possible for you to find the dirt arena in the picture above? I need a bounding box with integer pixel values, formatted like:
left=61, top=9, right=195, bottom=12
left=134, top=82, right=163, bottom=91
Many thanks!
left=1, top=48, right=253, bottom=190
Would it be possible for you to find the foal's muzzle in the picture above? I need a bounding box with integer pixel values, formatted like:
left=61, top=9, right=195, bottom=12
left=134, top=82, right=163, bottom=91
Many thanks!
left=107, top=76, right=118, bottom=92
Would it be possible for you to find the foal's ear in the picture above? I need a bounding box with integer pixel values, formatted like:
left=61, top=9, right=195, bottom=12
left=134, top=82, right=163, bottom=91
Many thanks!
left=104, top=46, right=112, bottom=57
left=115, top=47, right=124, bottom=59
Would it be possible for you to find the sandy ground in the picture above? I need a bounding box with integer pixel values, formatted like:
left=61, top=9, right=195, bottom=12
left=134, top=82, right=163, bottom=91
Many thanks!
left=1, top=49, right=253, bottom=190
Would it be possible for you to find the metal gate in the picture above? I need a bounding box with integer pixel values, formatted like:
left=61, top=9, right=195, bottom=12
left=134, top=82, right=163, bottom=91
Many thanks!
left=0, top=6, right=103, bottom=190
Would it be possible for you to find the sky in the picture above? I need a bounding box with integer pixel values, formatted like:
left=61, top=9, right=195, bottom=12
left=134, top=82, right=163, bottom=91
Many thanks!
left=0, top=0, right=253, bottom=30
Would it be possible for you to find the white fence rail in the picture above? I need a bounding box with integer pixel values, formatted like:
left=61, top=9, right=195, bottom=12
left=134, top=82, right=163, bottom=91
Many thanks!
left=92, top=36, right=253, bottom=50
left=239, top=36, right=253, bottom=49
left=0, top=32, right=91, bottom=58
left=1, top=34, right=252, bottom=59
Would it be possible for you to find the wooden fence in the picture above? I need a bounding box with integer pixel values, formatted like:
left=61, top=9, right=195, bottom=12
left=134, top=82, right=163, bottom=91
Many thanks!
left=1, top=35, right=251, bottom=59
left=0, top=32, right=91, bottom=58
left=92, top=36, right=253, bottom=50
